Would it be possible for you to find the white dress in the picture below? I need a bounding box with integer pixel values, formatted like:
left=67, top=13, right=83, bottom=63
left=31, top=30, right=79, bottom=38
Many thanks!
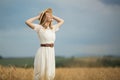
left=33, top=23, right=59, bottom=80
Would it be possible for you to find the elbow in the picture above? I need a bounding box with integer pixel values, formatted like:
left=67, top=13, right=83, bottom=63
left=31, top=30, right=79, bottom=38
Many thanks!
left=62, top=19, right=64, bottom=23
left=25, top=20, right=30, bottom=26
left=58, top=19, right=64, bottom=25
left=25, top=20, right=31, bottom=27
left=61, top=19, right=64, bottom=24
left=25, top=20, right=34, bottom=29
left=25, top=20, right=28, bottom=25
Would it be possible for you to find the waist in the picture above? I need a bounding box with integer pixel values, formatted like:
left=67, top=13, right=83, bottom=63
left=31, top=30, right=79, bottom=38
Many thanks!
left=40, top=43, right=54, bottom=48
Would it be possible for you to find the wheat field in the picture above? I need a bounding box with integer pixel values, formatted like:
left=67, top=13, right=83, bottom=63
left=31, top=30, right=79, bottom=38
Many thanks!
left=0, top=65, right=120, bottom=80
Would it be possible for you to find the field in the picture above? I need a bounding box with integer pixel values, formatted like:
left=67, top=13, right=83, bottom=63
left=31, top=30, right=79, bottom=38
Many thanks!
left=0, top=65, right=120, bottom=80
left=0, top=57, right=120, bottom=80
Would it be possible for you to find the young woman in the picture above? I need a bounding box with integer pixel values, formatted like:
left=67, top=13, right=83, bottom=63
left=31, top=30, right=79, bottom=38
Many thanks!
left=25, top=8, right=64, bottom=80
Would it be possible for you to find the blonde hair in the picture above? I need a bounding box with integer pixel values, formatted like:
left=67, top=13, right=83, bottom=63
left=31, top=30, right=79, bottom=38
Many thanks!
left=39, top=8, right=53, bottom=29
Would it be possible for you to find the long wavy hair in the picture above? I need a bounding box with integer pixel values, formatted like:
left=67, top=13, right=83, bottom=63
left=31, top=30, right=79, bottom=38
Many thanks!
left=39, top=8, right=53, bottom=29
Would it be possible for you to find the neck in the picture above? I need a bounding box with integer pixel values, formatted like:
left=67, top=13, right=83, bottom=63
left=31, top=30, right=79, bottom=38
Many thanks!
left=44, top=22, right=50, bottom=27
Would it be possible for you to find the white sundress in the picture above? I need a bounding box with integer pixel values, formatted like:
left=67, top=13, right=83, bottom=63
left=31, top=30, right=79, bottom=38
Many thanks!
left=33, top=23, right=59, bottom=80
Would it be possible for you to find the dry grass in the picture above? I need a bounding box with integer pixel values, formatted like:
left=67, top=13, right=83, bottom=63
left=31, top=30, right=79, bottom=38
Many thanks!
left=0, top=65, right=33, bottom=80
left=55, top=67, right=120, bottom=80
left=0, top=65, right=120, bottom=80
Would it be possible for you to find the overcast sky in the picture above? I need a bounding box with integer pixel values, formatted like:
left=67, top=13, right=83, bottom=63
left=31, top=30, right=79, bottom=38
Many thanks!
left=0, top=0, right=120, bottom=57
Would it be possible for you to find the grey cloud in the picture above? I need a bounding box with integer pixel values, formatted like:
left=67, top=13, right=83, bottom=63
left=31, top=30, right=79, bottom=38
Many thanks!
left=100, top=0, right=120, bottom=5
left=1, top=0, right=120, bottom=57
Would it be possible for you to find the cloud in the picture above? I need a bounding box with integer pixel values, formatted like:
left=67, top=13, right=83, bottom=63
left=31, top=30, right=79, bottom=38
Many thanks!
left=0, top=28, right=39, bottom=57
left=77, top=44, right=120, bottom=55
left=55, top=42, right=120, bottom=57
left=100, top=0, right=120, bottom=6
left=0, top=0, right=120, bottom=57
left=0, top=0, right=48, bottom=30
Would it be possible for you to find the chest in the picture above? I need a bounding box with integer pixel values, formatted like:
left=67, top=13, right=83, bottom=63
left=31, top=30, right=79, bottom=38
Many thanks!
left=38, top=29, right=55, bottom=40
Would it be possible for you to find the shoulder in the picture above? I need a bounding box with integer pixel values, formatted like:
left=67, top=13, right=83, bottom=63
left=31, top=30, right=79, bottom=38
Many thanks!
left=33, top=23, right=43, bottom=32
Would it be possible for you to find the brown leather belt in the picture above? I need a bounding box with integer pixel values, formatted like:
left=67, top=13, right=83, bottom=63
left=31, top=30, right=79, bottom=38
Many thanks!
left=40, top=43, right=54, bottom=48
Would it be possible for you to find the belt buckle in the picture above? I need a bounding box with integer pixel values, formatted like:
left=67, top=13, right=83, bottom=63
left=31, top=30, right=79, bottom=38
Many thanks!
left=50, top=43, right=53, bottom=48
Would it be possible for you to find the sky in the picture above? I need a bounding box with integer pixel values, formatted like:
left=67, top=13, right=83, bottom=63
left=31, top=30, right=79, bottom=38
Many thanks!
left=0, top=0, right=120, bottom=58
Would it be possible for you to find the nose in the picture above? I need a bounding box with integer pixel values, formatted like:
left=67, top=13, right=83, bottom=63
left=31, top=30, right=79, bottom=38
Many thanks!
left=48, top=15, right=52, bottom=18
left=48, top=16, right=53, bottom=20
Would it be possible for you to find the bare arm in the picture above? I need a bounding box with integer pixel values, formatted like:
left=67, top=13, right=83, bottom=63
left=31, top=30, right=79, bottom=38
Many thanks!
left=25, top=15, right=40, bottom=29
left=53, top=15, right=64, bottom=28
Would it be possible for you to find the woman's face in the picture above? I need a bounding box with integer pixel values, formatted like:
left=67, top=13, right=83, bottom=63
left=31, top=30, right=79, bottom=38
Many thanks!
left=45, top=12, right=53, bottom=22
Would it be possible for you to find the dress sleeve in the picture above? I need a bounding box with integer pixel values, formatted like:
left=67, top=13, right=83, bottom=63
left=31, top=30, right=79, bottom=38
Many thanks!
left=33, top=23, right=42, bottom=32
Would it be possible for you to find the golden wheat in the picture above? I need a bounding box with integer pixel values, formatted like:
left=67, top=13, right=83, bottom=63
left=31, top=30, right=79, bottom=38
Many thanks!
left=0, top=65, right=120, bottom=80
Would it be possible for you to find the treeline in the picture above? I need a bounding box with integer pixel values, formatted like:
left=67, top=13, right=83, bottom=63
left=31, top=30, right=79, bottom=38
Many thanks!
left=0, top=56, right=120, bottom=68
left=56, top=56, right=120, bottom=68
left=0, top=55, right=3, bottom=59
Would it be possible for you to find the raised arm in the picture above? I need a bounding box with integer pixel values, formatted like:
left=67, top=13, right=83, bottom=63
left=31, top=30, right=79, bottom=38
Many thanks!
left=25, top=15, right=40, bottom=29
left=53, top=15, right=64, bottom=28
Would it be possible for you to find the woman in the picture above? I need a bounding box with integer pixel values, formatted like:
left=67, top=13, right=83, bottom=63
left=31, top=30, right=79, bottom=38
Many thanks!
left=25, top=8, right=64, bottom=80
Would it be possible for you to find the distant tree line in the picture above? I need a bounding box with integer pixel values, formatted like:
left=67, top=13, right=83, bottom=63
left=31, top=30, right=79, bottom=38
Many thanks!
left=0, top=56, right=120, bottom=68
left=56, top=56, right=120, bottom=68
left=0, top=55, right=3, bottom=59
